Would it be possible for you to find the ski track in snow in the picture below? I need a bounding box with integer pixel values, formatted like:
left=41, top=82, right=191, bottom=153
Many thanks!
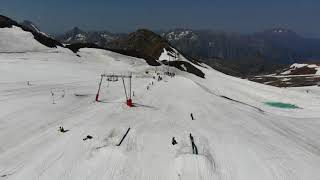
left=0, top=34, right=319, bottom=179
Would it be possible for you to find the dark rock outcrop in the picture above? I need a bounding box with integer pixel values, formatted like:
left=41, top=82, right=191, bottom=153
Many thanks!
left=20, top=20, right=42, bottom=33
left=0, top=15, right=62, bottom=48
left=66, top=43, right=104, bottom=53
left=105, top=29, right=174, bottom=66
left=162, top=29, right=320, bottom=77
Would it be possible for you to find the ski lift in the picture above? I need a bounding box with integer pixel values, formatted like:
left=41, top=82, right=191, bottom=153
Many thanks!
left=106, top=75, right=119, bottom=82
left=96, top=73, right=133, bottom=107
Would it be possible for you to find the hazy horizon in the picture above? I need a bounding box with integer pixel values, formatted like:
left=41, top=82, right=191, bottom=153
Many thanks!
left=1, top=0, right=319, bottom=38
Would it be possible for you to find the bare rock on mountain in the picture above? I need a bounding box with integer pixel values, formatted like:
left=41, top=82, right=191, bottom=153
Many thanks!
left=0, top=15, right=62, bottom=48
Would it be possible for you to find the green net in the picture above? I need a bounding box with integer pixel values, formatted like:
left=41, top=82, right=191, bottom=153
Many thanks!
left=264, top=102, right=299, bottom=109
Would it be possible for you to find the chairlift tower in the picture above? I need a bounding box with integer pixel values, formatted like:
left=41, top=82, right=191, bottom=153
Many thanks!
left=95, top=73, right=133, bottom=107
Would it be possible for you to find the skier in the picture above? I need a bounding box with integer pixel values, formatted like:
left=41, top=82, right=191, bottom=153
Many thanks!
left=189, top=133, right=198, bottom=154
left=51, top=91, right=55, bottom=104
left=59, top=126, right=66, bottom=133
left=190, top=113, right=194, bottom=120
left=172, top=137, right=178, bottom=145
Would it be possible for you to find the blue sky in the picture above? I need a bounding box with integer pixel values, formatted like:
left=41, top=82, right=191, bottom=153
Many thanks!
left=0, top=0, right=319, bottom=37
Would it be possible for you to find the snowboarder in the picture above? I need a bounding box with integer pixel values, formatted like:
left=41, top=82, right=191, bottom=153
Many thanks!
left=172, top=137, right=178, bottom=145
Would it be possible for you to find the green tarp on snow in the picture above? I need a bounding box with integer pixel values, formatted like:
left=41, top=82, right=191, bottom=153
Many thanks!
left=264, top=102, right=299, bottom=109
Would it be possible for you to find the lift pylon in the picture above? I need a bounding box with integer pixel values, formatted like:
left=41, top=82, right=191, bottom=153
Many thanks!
left=95, top=73, right=133, bottom=107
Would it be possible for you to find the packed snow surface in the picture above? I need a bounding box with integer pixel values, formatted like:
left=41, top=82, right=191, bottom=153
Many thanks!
left=0, top=26, right=50, bottom=53
left=1, top=27, right=320, bottom=180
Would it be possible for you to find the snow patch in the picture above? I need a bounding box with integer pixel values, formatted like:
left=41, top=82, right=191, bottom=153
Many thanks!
left=0, top=26, right=50, bottom=52
left=281, top=78, right=291, bottom=82
left=281, top=63, right=320, bottom=75
left=75, top=34, right=86, bottom=41
left=165, top=30, right=198, bottom=41
left=158, top=48, right=172, bottom=61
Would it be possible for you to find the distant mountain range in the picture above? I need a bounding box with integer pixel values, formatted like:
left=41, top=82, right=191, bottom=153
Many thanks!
left=162, top=29, right=320, bottom=76
left=0, top=15, right=205, bottom=78
left=2, top=15, right=320, bottom=79
left=65, top=29, right=172, bottom=66
left=249, top=63, right=320, bottom=87
left=56, top=27, right=126, bottom=46
left=55, top=27, right=320, bottom=77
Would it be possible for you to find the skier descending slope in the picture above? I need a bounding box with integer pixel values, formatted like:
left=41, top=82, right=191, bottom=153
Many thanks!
left=189, top=133, right=198, bottom=155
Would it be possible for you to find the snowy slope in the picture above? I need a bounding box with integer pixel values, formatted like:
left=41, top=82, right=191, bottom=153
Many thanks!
left=1, top=29, right=320, bottom=180
left=0, top=26, right=51, bottom=53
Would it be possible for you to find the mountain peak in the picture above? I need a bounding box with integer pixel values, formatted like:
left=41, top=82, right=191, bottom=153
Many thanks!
left=20, top=20, right=42, bottom=34
left=260, top=28, right=300, bottom=38
left=0, top=15, right=62, bottom=48
left=70, top=27, right=84, bottom=34
left=268, top=28, right=294, bottom=33
left=162, top=29, right=198, bottom=41
left=72, top=26, right=81, bottom=31
left=0, top=15, right=19, bottom=28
